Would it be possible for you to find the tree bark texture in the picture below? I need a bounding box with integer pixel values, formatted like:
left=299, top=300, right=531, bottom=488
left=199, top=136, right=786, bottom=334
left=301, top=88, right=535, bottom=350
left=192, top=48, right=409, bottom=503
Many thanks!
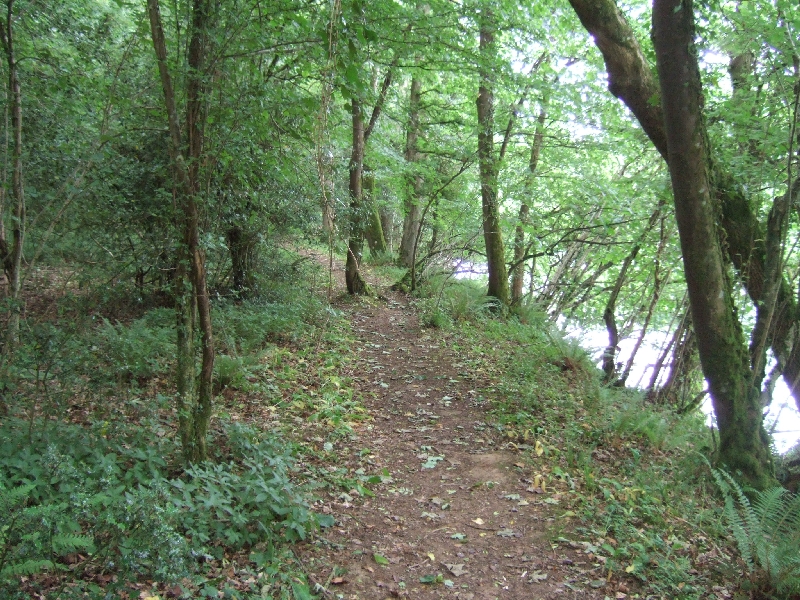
left=399, top=76, right=423, bottom=268
left=476, top=13, right=509, bottom=307
left=148, top=0, right=215, bottom=464
left=346, top=98, right=369, bottom=294
left=567, top=0, right=800, bottom=413
left=0, top=0, right=24, bottom=355
left=362, top=169, right=387, bottom=255
left=653, top=0, right=772, bottom=488
left=511, top=106, right=546, bottom=306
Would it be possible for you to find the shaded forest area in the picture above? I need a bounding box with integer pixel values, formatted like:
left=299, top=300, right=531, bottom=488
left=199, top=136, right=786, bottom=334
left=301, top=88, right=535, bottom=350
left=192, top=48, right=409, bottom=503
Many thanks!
left=1, top=0, right=800, bottom=597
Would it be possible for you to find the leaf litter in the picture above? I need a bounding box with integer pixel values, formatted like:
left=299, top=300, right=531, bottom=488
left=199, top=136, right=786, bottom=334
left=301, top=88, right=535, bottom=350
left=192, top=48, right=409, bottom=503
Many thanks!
left=295, top=258, right=603, bottom=599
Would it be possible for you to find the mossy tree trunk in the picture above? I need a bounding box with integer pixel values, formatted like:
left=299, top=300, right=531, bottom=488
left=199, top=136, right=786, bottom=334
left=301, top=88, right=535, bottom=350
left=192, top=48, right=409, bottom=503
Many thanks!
left=512, top=105, right=546, bottom=306
left=343, top=48, right=394, bottom=295
left=567, top=0, right=800, bottom=415
left=0, top=1, right=24, bottom=356
left=148, top=0, right=215, bottom=464
left=226, top=224, right=258, bottom=296
left=346, top=97, right=370, bottom=295
left=400, top=75, right=423, bottom=268
left=653, top=0, right=773, bottom=489
left=362, top=168, right=387, bottom=255
left=476, top=9, right=509, bottom=307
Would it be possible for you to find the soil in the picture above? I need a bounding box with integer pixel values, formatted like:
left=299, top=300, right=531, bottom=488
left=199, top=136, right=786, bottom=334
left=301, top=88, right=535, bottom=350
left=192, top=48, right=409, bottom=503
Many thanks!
left=299, top=253, right=613, bottom=600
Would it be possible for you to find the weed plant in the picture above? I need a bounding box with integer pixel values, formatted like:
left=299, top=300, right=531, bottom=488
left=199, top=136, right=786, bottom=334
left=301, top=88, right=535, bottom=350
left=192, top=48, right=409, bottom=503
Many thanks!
left=0, top=417, right=329, bottom=597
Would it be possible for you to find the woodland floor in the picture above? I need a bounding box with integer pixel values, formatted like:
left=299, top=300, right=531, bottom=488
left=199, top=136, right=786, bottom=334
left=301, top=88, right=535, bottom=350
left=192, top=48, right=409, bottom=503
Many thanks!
left=297, top=252, right=615, bottom=600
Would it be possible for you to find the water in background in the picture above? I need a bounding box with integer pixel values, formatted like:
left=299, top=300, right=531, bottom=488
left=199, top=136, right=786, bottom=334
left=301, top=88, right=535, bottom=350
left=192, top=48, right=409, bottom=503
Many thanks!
left=452, top=263, right=800, bottom=453
left=569, top=326, right=800, bottom=454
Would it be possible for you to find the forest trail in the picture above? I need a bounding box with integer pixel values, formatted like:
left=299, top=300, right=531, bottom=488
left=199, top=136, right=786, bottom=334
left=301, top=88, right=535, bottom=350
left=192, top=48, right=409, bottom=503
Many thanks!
left=300, top=253, right=603, bottom=600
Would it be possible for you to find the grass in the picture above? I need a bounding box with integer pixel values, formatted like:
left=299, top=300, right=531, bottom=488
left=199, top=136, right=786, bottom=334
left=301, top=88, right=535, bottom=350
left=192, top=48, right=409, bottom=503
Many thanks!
left=375, top=272, right=776, bottom=599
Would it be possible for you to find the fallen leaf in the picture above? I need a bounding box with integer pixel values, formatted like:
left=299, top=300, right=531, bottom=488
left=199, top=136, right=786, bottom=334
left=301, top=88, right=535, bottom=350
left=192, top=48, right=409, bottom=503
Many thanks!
left=625, top=564, right=636, bottom=573
left=445, top=563, right=467, bottom=577
left=535, top=440, right=544, bottom=456
left=373, top=553, right=389, bottom=565
left=529, top=571, right=548, bottom=582
left=496, top=528, right=516, bottom=537
left=451, top=533, right=466, bottom=541
left=472, top=517, right=484, bottom=525
left=427, top=552, right=435, bottom=561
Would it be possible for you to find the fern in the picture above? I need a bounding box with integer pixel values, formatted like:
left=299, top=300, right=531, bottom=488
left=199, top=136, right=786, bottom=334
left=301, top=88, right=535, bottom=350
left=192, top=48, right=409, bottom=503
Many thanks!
left=0, top=559, right=54, bottom=579
left=0, top=479, right=93, bottom=591
left=712, top=467, right=800, bottom=595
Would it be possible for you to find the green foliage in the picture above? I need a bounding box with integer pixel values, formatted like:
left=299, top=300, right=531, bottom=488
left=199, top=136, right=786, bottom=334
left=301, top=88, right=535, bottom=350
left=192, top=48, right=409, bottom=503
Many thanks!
left=0, top=420, right=191, bottom=589
left=711, top=468, right=800, bottom=596
left=416, top=277, right=501, bottom=327
left=171, top=425, right=317, bottom=550
left=0, top=480, right=92, bottom=585
left=91, top=310, right=175, bottom=382
left=213, top=292, right=327, bottom=354
left=0, top=417, right=326, bottom=594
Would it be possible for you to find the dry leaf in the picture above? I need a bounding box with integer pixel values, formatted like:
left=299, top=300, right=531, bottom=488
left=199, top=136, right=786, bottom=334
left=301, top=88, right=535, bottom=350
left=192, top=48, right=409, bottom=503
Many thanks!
left=445, top=563, right=467, bottom=577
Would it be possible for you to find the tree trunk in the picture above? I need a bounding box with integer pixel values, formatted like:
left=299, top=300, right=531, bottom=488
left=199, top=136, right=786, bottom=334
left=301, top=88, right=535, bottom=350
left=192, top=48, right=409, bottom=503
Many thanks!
left=362, top=169, right=387, bottom=255
left=399, top=76, right=423, bottom=268
left=618, top=215, right=670, bottom=386
left=380, top=206, right=394, bottom=253
left=476, top=11, right=509, bottom=307
left=346, top=98, right=370, bottom=294
left=567, top=0, right=800, bottom=413
left=602, top=203, right=663, bottom=383
left=653, top=0, right=773, bottom=488
left=147, top=0, right=215, bottom=464
left=512, top=106, right=546, bottom=306
left=601, top=249, right=637, bottom=382
left=0, top=1, right=24, bottom=355
left=227, top=224, right=257, bottom=295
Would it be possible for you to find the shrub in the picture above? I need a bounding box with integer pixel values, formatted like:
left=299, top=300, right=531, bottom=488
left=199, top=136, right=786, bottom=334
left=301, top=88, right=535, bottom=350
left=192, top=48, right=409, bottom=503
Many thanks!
left=169, top=424, right=322, bottom=551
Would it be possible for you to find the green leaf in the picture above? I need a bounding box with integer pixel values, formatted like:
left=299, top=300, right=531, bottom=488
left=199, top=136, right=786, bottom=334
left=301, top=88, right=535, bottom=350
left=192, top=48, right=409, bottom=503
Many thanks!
left=291, top=581, right=314, bottom=600
left=316, top=514, right=335, bottom=528
left=373, top=553, right=389, bottom=565
left=344, top=64, right=360, bottom=86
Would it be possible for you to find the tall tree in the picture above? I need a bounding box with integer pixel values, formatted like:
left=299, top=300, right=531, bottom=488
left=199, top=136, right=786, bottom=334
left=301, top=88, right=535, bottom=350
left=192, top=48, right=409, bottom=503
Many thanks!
left=399, top=75, right=423, bottom=268
left=476, top=8, right=509, bottom=306
left=567, top=0, right=800, bottom=414
left=652, top=0, right=773, bottom=487
left=147, top=0, right=215, bottom=463
left=0, top=0, right=24, bottom=355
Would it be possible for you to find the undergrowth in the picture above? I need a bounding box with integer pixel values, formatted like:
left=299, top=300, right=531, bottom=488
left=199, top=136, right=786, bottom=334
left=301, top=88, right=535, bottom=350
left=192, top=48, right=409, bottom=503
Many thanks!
left=711, top=467, right=800, bottom=597
left=0, top=250, right=367, bottom=599
left=394, top=275, right=761, bottom=598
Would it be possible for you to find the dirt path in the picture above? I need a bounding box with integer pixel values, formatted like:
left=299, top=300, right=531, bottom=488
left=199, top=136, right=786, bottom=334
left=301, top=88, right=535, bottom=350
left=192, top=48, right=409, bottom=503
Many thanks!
left=298, top=257, right=607, bottom=600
